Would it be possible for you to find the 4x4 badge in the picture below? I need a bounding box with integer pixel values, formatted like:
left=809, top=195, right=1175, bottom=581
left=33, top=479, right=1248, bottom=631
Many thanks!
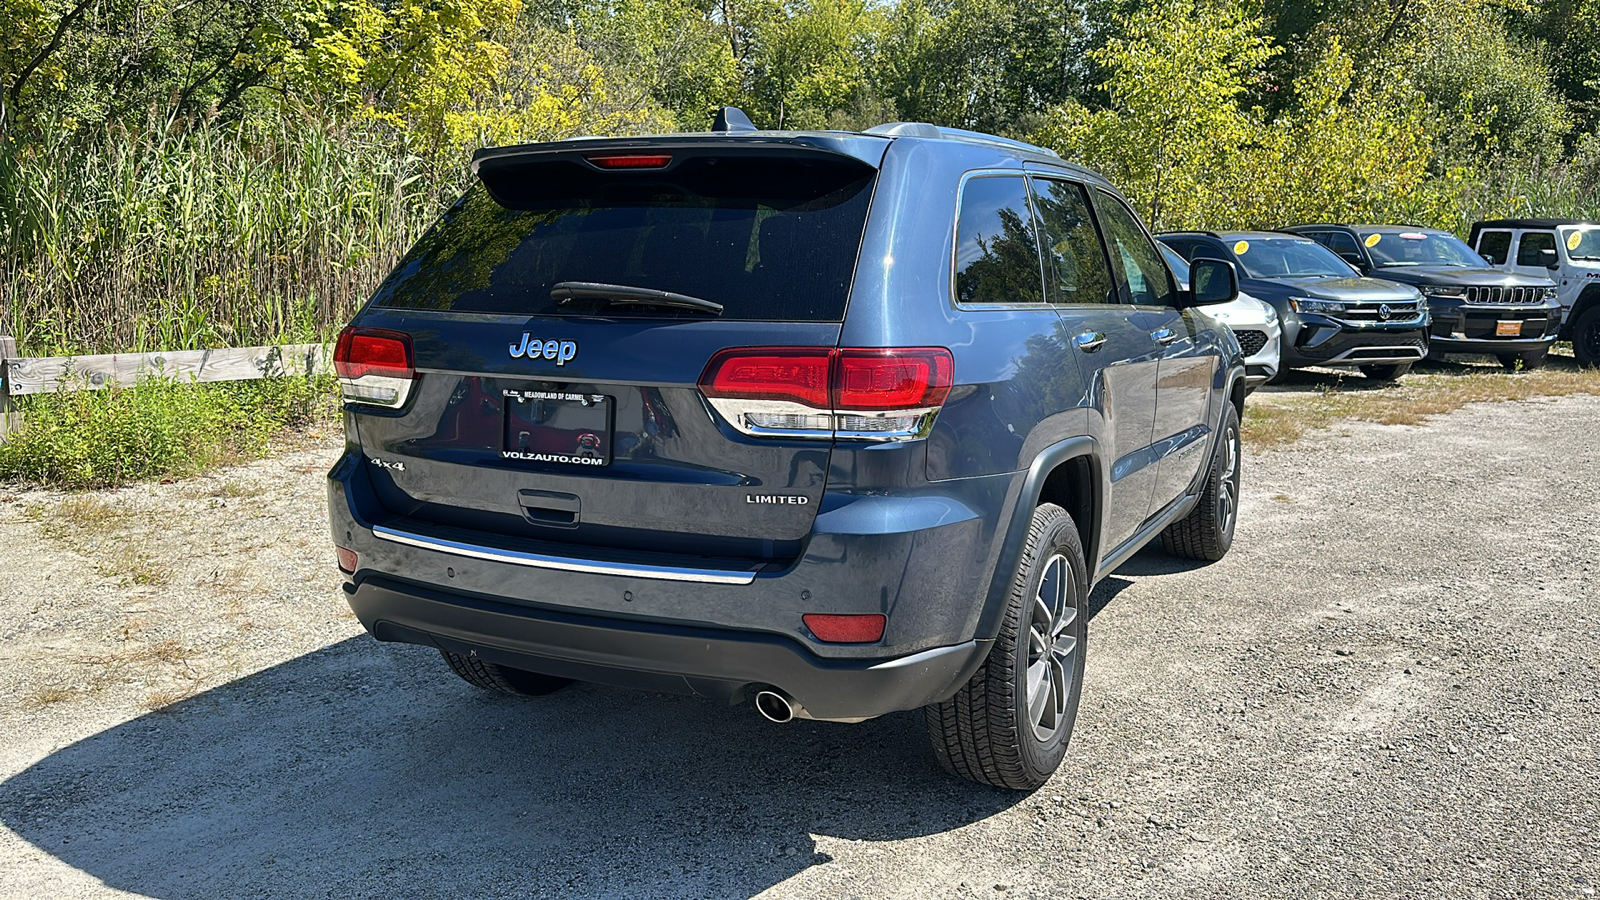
left=510, top=334, right=578, bottom=366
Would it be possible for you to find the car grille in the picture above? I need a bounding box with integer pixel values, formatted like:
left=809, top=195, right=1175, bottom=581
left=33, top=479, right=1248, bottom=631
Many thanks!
left=1334, top=301, right=1425, bottom=324
left=1463, top=286, right=1545, bottom=305
left=1235, top=329, right=1268, bottom=356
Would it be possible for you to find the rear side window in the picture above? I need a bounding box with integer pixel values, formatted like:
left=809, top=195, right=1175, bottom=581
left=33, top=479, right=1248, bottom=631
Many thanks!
left=1091, top=192, right=1176, bottom=307
left=372, top=155, right=876, bottom=321
left=1477, top=230, right=1512, bottom=265
left=1032, top=178, right=1115, bottom=305
left=1516, top=231, right=1557, bottom=266
left=954, top=175, right=1045, bottom=305
left=1318, top=231, right=1363, bottom=258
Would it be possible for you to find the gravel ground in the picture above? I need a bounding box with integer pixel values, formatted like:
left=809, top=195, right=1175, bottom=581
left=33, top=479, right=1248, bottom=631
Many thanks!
left=0, top=395, right=1597, bottom=899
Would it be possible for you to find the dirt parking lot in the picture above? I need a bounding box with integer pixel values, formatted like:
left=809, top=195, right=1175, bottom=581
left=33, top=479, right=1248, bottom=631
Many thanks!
left=1, top=388, right=1597, bottom=899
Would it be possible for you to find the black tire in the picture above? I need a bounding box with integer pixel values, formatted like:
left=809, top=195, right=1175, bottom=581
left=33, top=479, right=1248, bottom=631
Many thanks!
left=441, top=650, right=573, bottom=696
left=1360, top=363, right=1412, bottom=381
left=924, top=503, right=1088, bottom=791
left=1573, top=305, right=1600, bottom=368
left=1161, top=402, right=1240, bottom=562
left=1496, top=349, right=1548, bottom=372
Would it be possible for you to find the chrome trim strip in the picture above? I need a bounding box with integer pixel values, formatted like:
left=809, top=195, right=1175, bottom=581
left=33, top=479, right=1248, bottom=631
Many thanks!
left=1321, top=345, right=1427, bottom=364
left=372, top=525, right=759, bottom=585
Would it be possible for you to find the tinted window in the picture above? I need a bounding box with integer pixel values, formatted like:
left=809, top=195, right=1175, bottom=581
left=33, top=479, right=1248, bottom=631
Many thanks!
left=1477, top=230, right=1512, bottom=265
left=1092, top=192, right=1175, bottom=306
left=1032, top=178, right=1114, bottom=305
left=373, top=155, right=875, bottom=321
left=1517, top=231, right=1558, bottom=266
left=954, top=175, right=1045, bottom=305
left=1316, top=231, right=1363, bottom=257
left=1231, top=237, right=1354, bottom=278
left=1363, top=231, right=1487, bottom=267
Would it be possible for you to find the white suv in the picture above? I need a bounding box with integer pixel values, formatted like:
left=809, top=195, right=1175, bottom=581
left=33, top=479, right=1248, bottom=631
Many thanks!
left=1470, top=218, right=1600, bottom=366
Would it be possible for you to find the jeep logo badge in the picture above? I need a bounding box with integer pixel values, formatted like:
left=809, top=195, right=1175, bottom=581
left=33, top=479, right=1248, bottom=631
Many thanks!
left=1378, top=304, right=1392, bottom=320
left=510, top=334, right=578, bottom=366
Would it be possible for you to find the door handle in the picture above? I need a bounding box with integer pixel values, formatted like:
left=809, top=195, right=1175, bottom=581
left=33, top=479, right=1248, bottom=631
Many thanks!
left=1151, top=327, right=1179, bottom=346
left=519, top=489, right=580, bottom=528
left=1073, top=331, right=1106, bottom=352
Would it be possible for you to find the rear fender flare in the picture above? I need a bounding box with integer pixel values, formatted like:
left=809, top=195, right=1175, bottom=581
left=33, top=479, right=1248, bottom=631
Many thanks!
left=971, top=436, right=1102, bottom=646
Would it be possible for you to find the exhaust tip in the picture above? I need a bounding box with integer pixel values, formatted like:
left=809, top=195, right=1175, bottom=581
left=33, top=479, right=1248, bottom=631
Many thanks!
left=754, top=689, right=795, bottom=724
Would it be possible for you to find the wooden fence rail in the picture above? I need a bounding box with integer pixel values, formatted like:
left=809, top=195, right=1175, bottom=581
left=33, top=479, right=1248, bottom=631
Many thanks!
left=0, top=336, right=332, bottom=441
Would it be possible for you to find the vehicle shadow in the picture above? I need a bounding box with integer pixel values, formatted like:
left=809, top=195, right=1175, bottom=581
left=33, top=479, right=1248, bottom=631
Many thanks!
left=0, top=637, right=1027, bottom=900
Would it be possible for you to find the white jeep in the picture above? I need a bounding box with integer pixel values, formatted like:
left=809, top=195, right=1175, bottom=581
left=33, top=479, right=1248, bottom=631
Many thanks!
left=1469, top=218, right=1600, bottom=366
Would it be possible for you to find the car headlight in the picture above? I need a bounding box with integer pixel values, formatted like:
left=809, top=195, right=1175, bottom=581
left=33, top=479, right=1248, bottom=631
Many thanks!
left=1544, top=286, right=1560, bottom=301
left=1419, top=285, right=1466, bottom=299
left=1288, top=297, right=1347, bottom=315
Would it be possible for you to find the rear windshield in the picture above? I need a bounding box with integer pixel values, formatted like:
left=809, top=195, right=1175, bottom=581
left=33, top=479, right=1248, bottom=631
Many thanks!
left=372, top=155, right=876, bottom=321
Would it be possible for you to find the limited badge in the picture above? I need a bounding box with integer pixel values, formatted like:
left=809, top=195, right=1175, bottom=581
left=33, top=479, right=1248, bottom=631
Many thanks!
left=1569, top=231, right=1584, bottom=251
left=1233, top=240, right=1250, bottom=255
left=1364, top=233, right=1383, bottom=248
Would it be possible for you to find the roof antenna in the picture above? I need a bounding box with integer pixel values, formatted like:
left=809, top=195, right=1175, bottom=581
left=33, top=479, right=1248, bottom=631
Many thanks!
left=712, top=106, right=757, bottom=133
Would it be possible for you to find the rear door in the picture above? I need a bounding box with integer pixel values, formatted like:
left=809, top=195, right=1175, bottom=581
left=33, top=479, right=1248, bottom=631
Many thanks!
left=346, top=143, right=882, bottom=562
left=1029, top=179, right=1160, bottom=551
left=1089, top=192, right=1214, bottom=518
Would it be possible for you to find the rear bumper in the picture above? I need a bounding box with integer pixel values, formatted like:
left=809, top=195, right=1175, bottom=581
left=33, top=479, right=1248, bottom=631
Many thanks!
left=345, top=576, right=987, bottom=720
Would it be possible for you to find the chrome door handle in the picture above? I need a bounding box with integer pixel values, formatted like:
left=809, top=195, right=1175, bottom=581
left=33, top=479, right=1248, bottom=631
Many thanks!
left=1074, top=331, right=1106, bottom=352
left=1151, top=327, right=1179, bottom=346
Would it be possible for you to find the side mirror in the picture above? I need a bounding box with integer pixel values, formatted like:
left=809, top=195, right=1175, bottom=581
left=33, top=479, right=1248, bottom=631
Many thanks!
left=1539, top=247, right=1560, bottom=269
left=1184, top=257, right=1239, bottom=307
left=1337, top=251, right=1366, bottom=269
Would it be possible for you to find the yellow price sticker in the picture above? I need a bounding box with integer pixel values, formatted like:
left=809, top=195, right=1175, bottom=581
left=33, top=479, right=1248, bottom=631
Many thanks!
left=1233, top=240, right=1250, bottom=255
left=1364, top=233, right=1382, bottom=248
left=1569, top=231, right=1583, bottom=251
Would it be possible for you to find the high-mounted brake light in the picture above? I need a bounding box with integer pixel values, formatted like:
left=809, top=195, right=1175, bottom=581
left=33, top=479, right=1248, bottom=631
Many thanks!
left=699, top=347, right=954, bottom=441
left=334, top=326, right=415, bottom=408
left=586, top=153, right=674, bottom=170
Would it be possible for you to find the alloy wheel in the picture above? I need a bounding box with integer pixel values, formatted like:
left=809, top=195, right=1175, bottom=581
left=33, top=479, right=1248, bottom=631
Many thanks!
left=1025, top=553, right=1078, bottom=742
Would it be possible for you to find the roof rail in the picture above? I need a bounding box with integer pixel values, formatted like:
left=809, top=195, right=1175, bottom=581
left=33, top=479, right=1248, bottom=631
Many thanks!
left=864, top=121, right=1060, bottom=158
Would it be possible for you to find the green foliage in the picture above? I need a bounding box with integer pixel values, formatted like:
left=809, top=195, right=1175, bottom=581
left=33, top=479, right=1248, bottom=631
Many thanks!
left=1032, top=0, right=1452, bottom=231
left=0, top=375, right=337, bottom=489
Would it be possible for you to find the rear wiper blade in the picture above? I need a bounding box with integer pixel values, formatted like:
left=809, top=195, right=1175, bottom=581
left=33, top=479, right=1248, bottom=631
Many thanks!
left=552, top=281, right=724, bottom=314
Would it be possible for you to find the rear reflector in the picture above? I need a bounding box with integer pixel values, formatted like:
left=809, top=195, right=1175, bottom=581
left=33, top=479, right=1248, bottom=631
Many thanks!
left=803, top=614, right=886, bottom=643
left=699, top=347, right=954, bottom=441
left=335, top=546, right=359, bottom=574
left=334, top=326, right=415, bottom=408
left=586, top=153, right=673, bottom=169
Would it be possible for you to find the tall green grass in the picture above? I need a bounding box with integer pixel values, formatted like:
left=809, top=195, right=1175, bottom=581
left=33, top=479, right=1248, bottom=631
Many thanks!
left=0, top=111, right=461, bottom=356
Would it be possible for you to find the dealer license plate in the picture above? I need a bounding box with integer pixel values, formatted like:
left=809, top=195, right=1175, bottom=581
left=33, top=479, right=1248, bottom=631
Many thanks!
left=1496, top=321, right=1523, bottom=336
left=501, top=390, right=612, bottom=467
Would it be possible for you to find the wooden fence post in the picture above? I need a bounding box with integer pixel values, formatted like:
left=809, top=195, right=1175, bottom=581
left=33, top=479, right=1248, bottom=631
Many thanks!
left=0, top=336, right=17, bottom=441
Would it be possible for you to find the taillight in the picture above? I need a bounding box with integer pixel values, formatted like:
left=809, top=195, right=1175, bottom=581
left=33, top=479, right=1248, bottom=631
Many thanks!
left=334, top=326, right=415, bottom=408
left=699, top=347, right=953, bottom=441
left=335, top=546, right=359, bottom=574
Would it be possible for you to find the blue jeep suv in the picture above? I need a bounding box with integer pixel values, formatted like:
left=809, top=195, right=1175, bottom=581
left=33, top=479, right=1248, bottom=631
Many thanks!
left=328, top=111, right=1247, bottom=789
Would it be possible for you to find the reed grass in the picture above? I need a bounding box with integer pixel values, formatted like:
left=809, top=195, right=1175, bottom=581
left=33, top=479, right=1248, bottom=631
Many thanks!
left=0, top=110, right=464, bottom=356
